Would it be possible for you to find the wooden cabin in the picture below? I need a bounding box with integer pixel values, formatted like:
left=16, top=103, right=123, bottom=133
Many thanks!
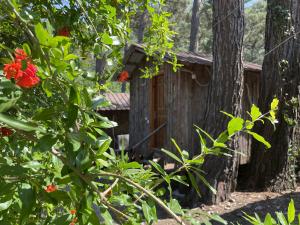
left=122, top=44, right=261, bottom=165
left=98, top=93, right=130, bottom=149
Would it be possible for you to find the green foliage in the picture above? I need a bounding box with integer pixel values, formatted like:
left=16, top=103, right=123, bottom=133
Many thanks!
left=0, top=1, right=190, bottom=224
left=243, top=199, right=300, bottom=225
left=167, top=0, right=266, bottom=63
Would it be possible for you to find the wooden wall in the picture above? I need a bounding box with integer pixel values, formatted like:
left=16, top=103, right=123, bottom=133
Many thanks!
left=164, top=64, right=193, bottom=159
left=129, top=61, right=260, bottom=165
left=129, top=68, right=151, bottom=158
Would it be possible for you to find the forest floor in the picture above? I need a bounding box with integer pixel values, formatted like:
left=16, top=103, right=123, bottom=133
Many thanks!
left=156, top=186, right=300, bottom=225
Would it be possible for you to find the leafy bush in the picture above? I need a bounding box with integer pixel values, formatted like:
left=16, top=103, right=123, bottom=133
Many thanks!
left=243, top=199, right=299, bottom=225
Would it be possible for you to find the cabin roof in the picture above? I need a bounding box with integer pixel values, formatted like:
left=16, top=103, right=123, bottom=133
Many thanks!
left=99, top=93, right=130, bottom=111
left=118, top=43, right=261, bottom=79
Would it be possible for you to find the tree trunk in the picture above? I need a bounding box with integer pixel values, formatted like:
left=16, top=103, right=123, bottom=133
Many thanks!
left=137, top=9, right=148, bottom=44
left=189, top=0, right=203, bottom=52
left=198, top=0, right=245, bottom=205
left=96, top=57, right=107, bottom=85
left=246, top=0, right=299, bottom=191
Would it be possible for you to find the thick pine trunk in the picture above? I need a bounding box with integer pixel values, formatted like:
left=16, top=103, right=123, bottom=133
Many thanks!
left=198, top=0, right=245, bottom=204
left=247, top=0, right=299, bottom=191
left=189, top=0, right=203, bottom=52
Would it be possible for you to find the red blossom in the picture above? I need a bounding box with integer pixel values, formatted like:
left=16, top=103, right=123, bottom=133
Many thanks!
left=14, top=48, right=28, bottom=61
left=3, top=62, right=23, bottom=80
left=117, top=70, right=129, bottom=82
left=0, top=127, right=13, bottom=136
left=57, top=27, right=70, bottom=37
left=70, top=209, right=76, bottom=215
left=16, top=63, right=40, bottom=88
left=45, top=184, right=57, bottom=193
left=70, top=217, right=78, bottom=225
left=2, top=49, right=40, bottom=88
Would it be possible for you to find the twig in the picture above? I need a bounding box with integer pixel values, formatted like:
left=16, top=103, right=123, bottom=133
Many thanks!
left=50, top=148, right=130, bottom=222
left=102, top=178, right=119, bottom=197
left=97, top=172, right=186, bottom=225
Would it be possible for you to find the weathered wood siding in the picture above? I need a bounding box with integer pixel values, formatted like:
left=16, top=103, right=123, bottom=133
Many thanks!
left=164, top=64, right=193, bottom=160
left=129, top=61, right=260, bottom=164
left=190, top=65, right=210, bottom=157
left=129, top=68, right=151, bottom=157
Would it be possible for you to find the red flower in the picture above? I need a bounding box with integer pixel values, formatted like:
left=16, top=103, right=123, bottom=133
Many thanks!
left=70, top=209, right=76, bottom=215
left=45, top=184, right=57, bottom=193
left=3, top=61, right=23, bottom=80
left=14, top=48, right=28, bottom=61
left=57, top=27, right=70, bottom=37
left=16, top=63, right=40, bottom=88
left=70, top=217, right=78, bottom=225
left=0, top=127, right=13, bottom=136
left=3, top=48, right=40, bottom=88
left=117, top=70, right=129, bottom=82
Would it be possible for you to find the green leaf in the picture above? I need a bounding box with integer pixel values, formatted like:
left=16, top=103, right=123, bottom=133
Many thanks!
left=100, top=208, right=113, bottom=225
left=193, top=170, right=216, bottom=194
left=288, top=199, right=295, bottom=223
left=168, top=199, right=183, bottom=215
left=149, top=161, right=166, bottom=176
left=245, top=120, right=254, bottom=130
left=227, top=117, right=244, bottom=136
left=187, top=171, right=201, bottom=197
left=66, top=104, right=78, bottom=128
left=142, top=201, right=157, bottom=223
left=250, top=104, right=262, bottom=121
left=161, top=148, right=183, bottom=164
left=101, top=33, right=113, bottom=45
left=22, top=161, right=43, bottom=170
left=35, top=135, right=57, bottom=152
left=276, top=212, right=288, bottom=225
left=35, top=23, right=51, bottom=45
left=221, top=111, right=234, bottom=119
left=210, top=214, right=227, bottom=224
left=0, top=98, right=19, bottom=113
left=271, top=98, right=279, bottom=111
left=19, top=186, right=36, bottom=222
left=171, top=138, right=183, bottom=157
left=0, top=113, right=44, bottom=132
left=171, top=175, right=189, bottom=186
left=216, top=131, right=229, bottom=144
left=64, top=54, right=78, bottom=60
left=264, top=213, right=273, bottom=225
left=0, top=200, right=12, bottom=211
left=22, top=43, right=31, bottom=56
left=96, top=137, right=112, bottom=155
left=51, top=215, right=69, bottom=225
left=194, top=125, right=215, bottom=142
left=246, top=131, right=271, bottom=149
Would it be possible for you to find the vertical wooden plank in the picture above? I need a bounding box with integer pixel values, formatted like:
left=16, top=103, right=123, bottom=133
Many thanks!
left=129, top=65, right=151, bottom=158
left=190, top=65, right=210, bottom=157
left=165, top=64, right=193, bottom=161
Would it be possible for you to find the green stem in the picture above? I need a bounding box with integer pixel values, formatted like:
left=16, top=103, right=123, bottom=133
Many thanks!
left=50, top=150, right=130, bottom=222
left=98, top=172, right=186, bottom=225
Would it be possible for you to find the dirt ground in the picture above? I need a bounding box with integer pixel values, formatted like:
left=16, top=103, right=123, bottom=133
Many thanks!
left=156, top=186, right=300, bottom=225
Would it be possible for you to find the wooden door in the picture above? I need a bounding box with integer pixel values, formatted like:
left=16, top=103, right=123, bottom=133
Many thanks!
left=151, top=75, right=166, bottom=148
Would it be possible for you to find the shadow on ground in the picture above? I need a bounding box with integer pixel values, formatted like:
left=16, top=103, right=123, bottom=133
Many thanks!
left=212, top=191, right=300, bottom=224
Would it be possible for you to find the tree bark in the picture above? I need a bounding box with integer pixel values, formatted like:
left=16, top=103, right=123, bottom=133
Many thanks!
left=197, top=0, right=245, bottom=204
left=189, top=0, right=203, bottom=52
left=137, top=9, right=148, bottom=44
left=96, top=57, right=107, bottom=85
left=246, top=0, right=299, bottom=191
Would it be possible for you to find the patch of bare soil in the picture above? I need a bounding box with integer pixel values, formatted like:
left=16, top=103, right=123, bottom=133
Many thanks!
left=156, top=186, right=300, bottom=225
